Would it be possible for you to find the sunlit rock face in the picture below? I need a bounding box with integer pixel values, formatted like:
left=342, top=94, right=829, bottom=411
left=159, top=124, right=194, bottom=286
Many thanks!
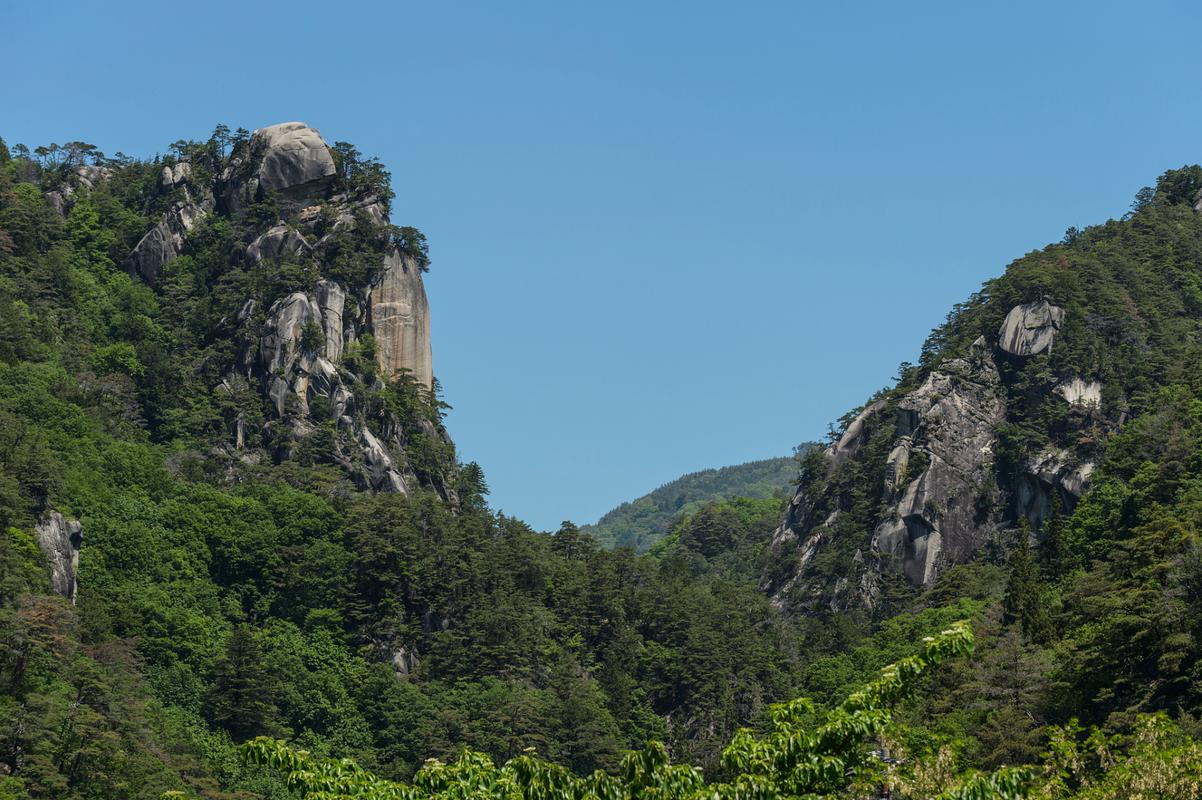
left=126, top=200, right=209, bottom=282
left=764, top=293, right=1105, bottom=612
left=252, top=122, right=338, bottom=196
left=998, top=300, right=1065, bottom=356
left=1057, top=377, right=1101, bottom=408
left=121, top=120, right=450, bottom=499
left=369, top=248, right=433, bottom=389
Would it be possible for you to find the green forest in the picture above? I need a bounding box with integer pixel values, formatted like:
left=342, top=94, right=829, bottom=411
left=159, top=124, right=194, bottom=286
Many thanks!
left=1, top=126, right=1201, bottom=799
left=583, top=452, right=806, bottom=552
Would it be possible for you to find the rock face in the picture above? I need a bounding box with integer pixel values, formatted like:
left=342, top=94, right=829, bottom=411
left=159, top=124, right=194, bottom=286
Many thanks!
left=44, top=165, right=114, bottom=215
left=1057, top=377, right=1102, bottom=408
left=122, top=120, right=450, bottom=500
left=316, top=280, right=346, bottom=362
left=766, top=301, right=1104, bottom=609
left=998, top=300, right=1065, bottom=356
left=252, top=122, right=337, bottom=196
left=33, top=512, right=83, bottom=602
left=158, top=162, right=192, bottom=191
left=872, top=337, right=1005, bottom=587
left=246, top=222, right=311, bottom=263
left=830, top=399, right=888, bottom=468
left=369, top=249, right=433, bottom=388
left=1018, top=449, right=1095, bottom=527
left=126, top=200, right=208, bottom=282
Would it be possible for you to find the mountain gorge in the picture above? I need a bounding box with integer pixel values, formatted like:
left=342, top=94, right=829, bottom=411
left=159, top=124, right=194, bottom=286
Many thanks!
left=2, top=122, right=1202, bottom=799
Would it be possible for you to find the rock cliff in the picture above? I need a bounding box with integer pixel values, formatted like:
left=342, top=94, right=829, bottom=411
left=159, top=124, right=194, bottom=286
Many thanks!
left=766, top=298, right=1104, bottom=610
left=119, top=121, right=449, bottom=498
left=33, top=511, right=83, bottom=602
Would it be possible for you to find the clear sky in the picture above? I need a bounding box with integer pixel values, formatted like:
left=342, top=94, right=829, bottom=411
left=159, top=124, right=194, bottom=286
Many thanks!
left=3, top=1, right=1200, bottom=530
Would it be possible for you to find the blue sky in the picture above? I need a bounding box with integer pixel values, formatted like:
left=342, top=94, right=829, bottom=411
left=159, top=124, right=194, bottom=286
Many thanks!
left=4, top=1, right=1200, bottom=530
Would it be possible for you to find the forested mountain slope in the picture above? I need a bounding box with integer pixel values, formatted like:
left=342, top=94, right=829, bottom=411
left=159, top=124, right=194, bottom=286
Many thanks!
left=2, top=123, right=1202, bottom=799
left=761, top=166, right=1202, bottom=756
left=583, top=452, right=806, bottom=551
left=0, top=126, right=809, bottom=799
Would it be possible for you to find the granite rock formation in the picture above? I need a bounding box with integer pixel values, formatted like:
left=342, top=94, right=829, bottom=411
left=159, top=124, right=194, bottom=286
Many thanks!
left=124, top=121, right=448, bottom=499
left=369, top=248, right=433, bottom=388
left=33, top=511, right=83, bottom=602
left=998, top=299, right=1065, bottom=356
left=766, top=302, right=1102, bottom=611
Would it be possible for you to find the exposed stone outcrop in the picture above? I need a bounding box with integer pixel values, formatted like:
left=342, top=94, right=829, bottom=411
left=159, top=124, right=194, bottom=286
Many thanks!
left=253, top=122, right=337, bottom=196
left=315, top=280, right=346, bottom=362
left=1018, top=448, right=1094, bottom=527
left=261, top=292, right=322, bottom=381
left=998, top=300, right=1065, bottom=356
left=118, top=120, right=449, bottom=500
left=829, top=399, right=887, bottom=467
left=158, top=161, right=192, bottom=191
left=246, top=221, right=311, bottom=264
left=45, top=164, right=114, bottom=215
left=872, top=337, right=1005, bottom=587
left=33, top=512, right=83, bottom=603
left=883, top=437, right=911, bottom=493
left=391, top=646, right=418, bottom=676
left=768, top=335, right=1009, bottom=606
left=125, top=200, right=209, bottom=282
left=369, top=248, right=433, bottom=388
left=359, top=426, right=408, bottom=493
left=1057, top=377, right=1102, bottom=409
left=248, top=276, right=418, bottom=494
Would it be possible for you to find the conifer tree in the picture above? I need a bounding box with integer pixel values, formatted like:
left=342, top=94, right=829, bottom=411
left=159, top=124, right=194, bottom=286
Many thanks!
left=207, top=626, right=277, bottom=741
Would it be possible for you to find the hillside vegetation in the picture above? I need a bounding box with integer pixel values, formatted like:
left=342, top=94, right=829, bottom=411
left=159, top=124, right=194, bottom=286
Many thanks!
left=1, top=127, right=1201, bottom=799
left=583, top=452, right=806, bottom=551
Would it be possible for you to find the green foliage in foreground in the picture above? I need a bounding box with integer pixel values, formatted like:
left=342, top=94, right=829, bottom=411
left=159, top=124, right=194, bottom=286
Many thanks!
left=238, top=620, right=1202, bottom=799
left=238, top=622, right=1024, bottom=799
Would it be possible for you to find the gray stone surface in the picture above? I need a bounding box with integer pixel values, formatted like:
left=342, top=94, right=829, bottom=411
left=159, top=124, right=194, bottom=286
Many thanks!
left=33, top=512, right=83, bottom=602
left=158, top=162, right=192, bottom=191
left=252, top=122, right=336, bottom=195
left=1018, top=448, right=1095, bottom=528
left=875, top=342, right=1004, bottom=586
left=1057, top=377, right=1102, bottom=408
left=125, top=200, right=207, bottom=282
left=359, top=426, right=408, bottom=493
left=769, top=336, right=1007, bottom=605
left=998, top=300, right=1065, bottom=356
left=315, top=280, right=346, bottom=362
left=246, top=221, right=312, bottom=263
left=828, top=398, right=887, bottom=467
left=44, top=165, right=114, bottom=215
left=261, top=291, right=323, bottom=377
left=883, top=438, right=911, bottom=493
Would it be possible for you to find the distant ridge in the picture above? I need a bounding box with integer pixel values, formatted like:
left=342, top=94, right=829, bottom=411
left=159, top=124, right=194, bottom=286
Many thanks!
left=583, top=451, right=810, bottom=551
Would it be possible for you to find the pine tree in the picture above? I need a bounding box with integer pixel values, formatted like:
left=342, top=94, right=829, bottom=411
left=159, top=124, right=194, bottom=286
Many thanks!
left=1003, top=523, right=1052, bottom=641
left=207, top=627, right=277, bottom=741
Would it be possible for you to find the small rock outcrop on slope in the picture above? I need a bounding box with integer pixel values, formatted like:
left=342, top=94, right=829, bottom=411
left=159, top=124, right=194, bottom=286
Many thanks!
left=998, top=299, right=1065, bottom=356
left=33, top=511, right=83, bottom=602
left=127, top=199, right=209, bottom=282
left=44, top=164, right=114, bottom=215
